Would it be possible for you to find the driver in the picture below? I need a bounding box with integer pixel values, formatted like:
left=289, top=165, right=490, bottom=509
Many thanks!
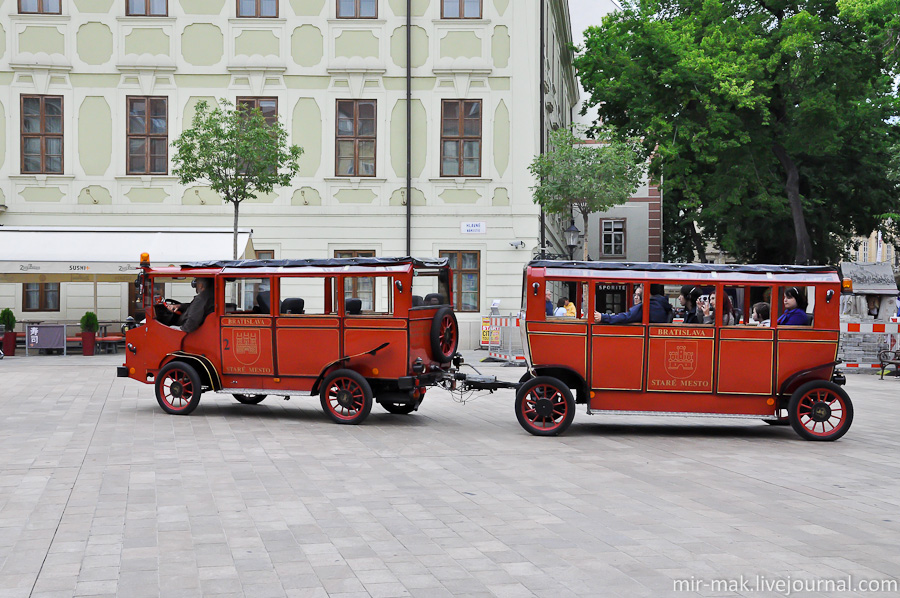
left=165, top=277, right=214, bottom=333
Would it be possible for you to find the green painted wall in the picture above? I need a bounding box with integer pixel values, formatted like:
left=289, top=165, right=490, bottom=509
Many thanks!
left=182, top=187, right=223, bottom=205
left=79, top=97, right=112, bottom=176
left=73, top=0, right=114, bottom=12
left=247, top=191, right=278, bottom=203
left=69, top=74, right=123, bottom=87
left=285, top=76, right=331, bottom=89
left=335, top=189, right=376, bottom=204
left=22, top=188, right=64, bottom=203
left=125, top=28, right=169, bottom=56
left=335, top=31, right=379, bottom=59
left=492, top=26, right=510, bottom=68
left=291, top=187, right=321, bottom=206
left=488, top=77, right=510, bottom=90
left=383, top=77, right=435, bottom=91
left=181, top=0, right=225, bottom=14
left=391, top=26, right=428, bottom=69
left=289, top=0, right=326, bottom=16
left=77, top=23, right=113, bottom=65
left=291, top=25, right=323, bottom=67
left=0, top=24, right=5, bottom=60
left=293, top=98, right=321, bottom=177
left=390, top=187, right=426, bottom=206
left=390, top=99, right=426, bottom=179
left=440, top=31, right=481, bottom=59
left=492, top=188, right=510, bottom=206
left=182, top=24, right=224, bottom=66
left=494, top=0, right=510, bottom=16
left=20, top=27, right=65, bottom=55
left=493, top=100, right=510, bottom=177
left=125, top=188, right=168, bottom=203
left=183, top=97, right=218, bottom=126
left=77, top=186, right=112, bottom=205
left=388, top=0, right=430, bottom=18
left=439, top=189, right=481, bottom=204
left=0, top=101, right=5, bottom=169
left=236, top=30, right=279, bottom=57
left=173, top=75, right=232, bottom=88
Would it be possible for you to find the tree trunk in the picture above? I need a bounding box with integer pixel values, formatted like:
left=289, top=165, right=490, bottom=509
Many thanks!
left=772, top=143, right=812, bottom=264
left=690, top=220, right=707, bottom=263
left=233, top=200, right=240, bottom=260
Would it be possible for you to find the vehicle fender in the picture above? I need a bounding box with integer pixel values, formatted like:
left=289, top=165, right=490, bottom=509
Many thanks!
left=162, top=351, right=222, bottom=391
left=529, top=365, right=588, bottom=403
left=310, top=342, right=390, bottom=395
left=777, top=360, right=841, bottom=401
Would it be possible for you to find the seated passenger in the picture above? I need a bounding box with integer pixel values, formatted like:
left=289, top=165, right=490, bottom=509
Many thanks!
left=553, top=298, right=568, bottom=317
left=595, top=285, right=671, bottom=324
left=679, top=285, right=703, bottom=324
left=165, top=277, right=214, bottom=333
left=565, top=299, right=577, bottom=318
left=701, top=292, right=735, bottom=325
left=778, top=287, right=810, bottom=325
left=752, top=302, right=771, bottom=327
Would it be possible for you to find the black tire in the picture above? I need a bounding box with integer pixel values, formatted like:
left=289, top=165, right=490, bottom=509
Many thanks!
left=233, top=394, right=267, bottom=405
left=382, top=402, right=417, bottom=415
left=515, top=376, right=575, bottom=436
left=156, top=361, right=203, bottom=415
left=788, top=380, right=854, bottom=441
left=518, top=371, right=534, bottom=385
left=764, top=408, right=791, bottom=425
left=430, top=306, right=459, bottom=364
left=320, top=369, right=373, bottom=424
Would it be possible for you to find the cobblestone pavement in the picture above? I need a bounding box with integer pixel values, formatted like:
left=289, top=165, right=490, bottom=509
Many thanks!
left=1, top=353, right=899, bottom=598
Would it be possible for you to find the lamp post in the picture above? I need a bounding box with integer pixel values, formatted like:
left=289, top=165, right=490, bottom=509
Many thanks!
left=564, top=222, right=580, bottom=260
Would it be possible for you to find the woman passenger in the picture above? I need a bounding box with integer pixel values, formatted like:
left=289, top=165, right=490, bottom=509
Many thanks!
left=701, top=292, right=735, bottom=325
left=778, top=287, right=809, bottom=325
left=679, top=285, right=703, bottom=324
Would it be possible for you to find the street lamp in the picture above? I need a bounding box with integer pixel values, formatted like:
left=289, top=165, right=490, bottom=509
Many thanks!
left=564, top=222, right=580, bottom=260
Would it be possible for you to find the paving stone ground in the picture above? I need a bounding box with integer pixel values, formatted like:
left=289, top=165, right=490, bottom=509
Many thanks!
left=1, top=352, right=899, bottom=598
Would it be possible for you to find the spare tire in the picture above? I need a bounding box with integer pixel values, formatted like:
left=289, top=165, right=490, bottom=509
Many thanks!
left=430, top=306, right=459, bottom=363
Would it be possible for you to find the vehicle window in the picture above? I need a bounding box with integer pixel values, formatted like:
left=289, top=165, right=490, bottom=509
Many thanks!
left=345, top=276, right=394, bottom=315
left=411, top=268, right=452, bottom=307
left=224, top=278, right=272, bottom=315
left=546, top=279, right=584, bottom=319
left=777, top=285, right=812, bottom=326
left=725, top=285, right=772, bottom=327
left=277, top=277, right=337, bottom=316
left=163, top=279, right=196, bottom=305
left=595, top=283, right=626, bottom=315
left=670, top=282, right=713, bottom=325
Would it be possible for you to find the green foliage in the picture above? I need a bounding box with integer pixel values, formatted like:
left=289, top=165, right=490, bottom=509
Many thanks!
left=529, top=127, right=645, bottom=260
left=172, top=99, right=304, bottom=258
left=0, top=308, right=15, bottom=333
left=576, top=0, right=900, bottom=264
left=80, top=311, right=99, bottom=333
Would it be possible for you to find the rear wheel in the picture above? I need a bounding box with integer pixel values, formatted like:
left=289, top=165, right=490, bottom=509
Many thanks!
left=515, top=376, right=575, bottom=436
left=233, top=394, right=267, bottom=405
left=382, top=402, right=417, bottom=415
left=156, top=361, right=202, bottom=415
left=788, top=381, right=853, bottom=441
left=320, top=369, right=373, bottom=424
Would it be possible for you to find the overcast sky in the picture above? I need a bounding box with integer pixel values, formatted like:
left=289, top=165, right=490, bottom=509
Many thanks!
left=566, top=0, right=619, bottom=123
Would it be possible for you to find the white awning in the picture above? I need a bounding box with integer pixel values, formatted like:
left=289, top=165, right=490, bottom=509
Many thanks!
left=0, top=227, right=254, bottom=283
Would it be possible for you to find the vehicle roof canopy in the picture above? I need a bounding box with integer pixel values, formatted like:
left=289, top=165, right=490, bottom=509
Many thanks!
left=149, top=257, right=450, bottom=275
left=528, top=260, right=839, bottom=284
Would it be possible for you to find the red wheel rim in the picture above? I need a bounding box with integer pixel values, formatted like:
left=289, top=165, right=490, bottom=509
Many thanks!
left=521, top=383, right=568, bottom=432
left=439, top=315, right=456, bottom=356
left=160, top=369, right=195, bottom=411
left=324, top=377, right=366, bottom=421
left=795, top=388, right=847, bottom=437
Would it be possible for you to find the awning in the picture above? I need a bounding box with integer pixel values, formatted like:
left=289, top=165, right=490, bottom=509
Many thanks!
left=839, top=261, right=898, bottom=295
left=0, top=227, right=254, bottom=283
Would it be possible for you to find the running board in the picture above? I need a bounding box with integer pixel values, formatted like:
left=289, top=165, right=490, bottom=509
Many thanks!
left=587, top=410, right=777, bottom=420
left=216, top=389, right=313, bottom=396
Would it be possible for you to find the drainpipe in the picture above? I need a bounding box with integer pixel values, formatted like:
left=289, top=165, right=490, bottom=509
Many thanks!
left=539, top=0, right=546, bottom=258
left=406, top=0, right=412, bottom=256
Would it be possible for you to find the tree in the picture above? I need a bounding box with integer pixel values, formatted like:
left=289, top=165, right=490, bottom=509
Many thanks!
left=575, top=0, right=900, bottom=265
left=529, top=127, right=645, bottom=260
left=172, top=99, right=304, bottom=259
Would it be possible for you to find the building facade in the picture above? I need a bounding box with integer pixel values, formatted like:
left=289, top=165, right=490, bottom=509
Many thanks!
left=0, top=0, right=578, bottom=347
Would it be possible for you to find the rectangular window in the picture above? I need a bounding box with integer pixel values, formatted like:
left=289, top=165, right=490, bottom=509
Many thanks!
left=337, top=0, right=377, bottom=18
left=441, top=100, right=481, bottom=177
left=255, top=249, right=275, bottom=260
left=335, top=100, right=376, bottom=177
left=440, top=250, right=480, bottom=312
left=602, top=220, right=625, bottom=256
left=224, top=278, right=272, bottom=315
left=237, top=0, right=277, bottom=17
left=19, top=0, right=61, bottom=14
left=336, top=250, right=376, bottom=310
left=127, top=96, right=168, bottom=175
left=127, top=0, right=167, bottom=16
left=237, top=97, right=278, bottom=126
left=441, top=0, right=481, bottom=18
left=278, top=276, right=338, bottom=316
left=21, top=95, right=63, bottom=174
left=23, top=283, right=60, bottom=312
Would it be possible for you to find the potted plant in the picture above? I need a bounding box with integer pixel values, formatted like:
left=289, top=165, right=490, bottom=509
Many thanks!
left=0, top=308, right=15, bottom=357
left=80, top=311, right=99, bottom=356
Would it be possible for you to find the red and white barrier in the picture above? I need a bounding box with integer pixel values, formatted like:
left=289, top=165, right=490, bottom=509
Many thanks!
left=486, top=316, right=526, bottom=363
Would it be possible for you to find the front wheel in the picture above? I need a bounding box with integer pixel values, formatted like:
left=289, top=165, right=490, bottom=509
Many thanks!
left=233, top=394, right=267, bottom=405
left=156, top=361, right=202, bottom=415
left=515, top=376, right=575, bottom=436
left=320, top=369, right=373, bottom=424
left=788, top=381, right=854, bottom=441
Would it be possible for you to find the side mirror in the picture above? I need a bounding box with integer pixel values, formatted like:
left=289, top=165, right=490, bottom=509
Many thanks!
left=533, top=282, right=540, bottom=296
left=394, top=280, right=403, bottom=292
left=826, top=289, right=834, bottom=303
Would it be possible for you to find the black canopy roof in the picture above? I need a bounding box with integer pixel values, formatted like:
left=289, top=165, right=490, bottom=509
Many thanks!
left=529, top=260, right=837, bottom=274
left=185, top=256, right=449, bottom=269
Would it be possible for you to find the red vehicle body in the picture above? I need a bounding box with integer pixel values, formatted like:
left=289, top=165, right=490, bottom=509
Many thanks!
left=118, top=256, right=458, bottom=424
left=514, top=261, right=852, bottom=440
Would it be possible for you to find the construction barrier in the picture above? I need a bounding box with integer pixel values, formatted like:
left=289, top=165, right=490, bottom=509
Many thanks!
left=839, top=317, right=900, bottom=369
left=486, top=315, right=526, bottom=363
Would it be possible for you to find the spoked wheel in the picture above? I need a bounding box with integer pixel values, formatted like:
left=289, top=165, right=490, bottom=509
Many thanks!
left=381, top=402, right=417, bottom=415
left=788, top=381, right=854, bottom=441
left=233, top=394, right=267, bottom=405
left=515, top=376, right=575, bottom=436
left=320, top=369, right=373, bottom=424
left=430, top=307, right=459, bottom=364
left=156, top=361, right=203, bottom=415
